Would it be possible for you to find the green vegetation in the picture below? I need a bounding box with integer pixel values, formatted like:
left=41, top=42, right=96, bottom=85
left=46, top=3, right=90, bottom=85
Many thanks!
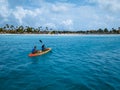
left=0, top=24, right=120, bottom=34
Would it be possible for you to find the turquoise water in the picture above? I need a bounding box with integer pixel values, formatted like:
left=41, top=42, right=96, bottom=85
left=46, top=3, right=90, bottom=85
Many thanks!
left=0, top=34, right=120, bottom=90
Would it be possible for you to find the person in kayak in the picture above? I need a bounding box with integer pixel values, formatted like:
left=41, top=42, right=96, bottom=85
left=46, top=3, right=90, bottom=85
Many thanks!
left=32, top=46, right=39, bottom=54
left=39, top=40, right=46, bottom=51
left=42, top=44, right=46, bottom=51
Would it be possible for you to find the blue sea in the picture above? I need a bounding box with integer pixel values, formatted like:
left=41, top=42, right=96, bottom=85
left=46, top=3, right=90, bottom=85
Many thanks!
left=0, top=34, right=120, bottom=90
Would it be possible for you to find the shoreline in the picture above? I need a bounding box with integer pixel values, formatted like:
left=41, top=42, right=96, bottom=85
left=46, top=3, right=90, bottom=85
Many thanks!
left=0, top=33, right=120, bottom=36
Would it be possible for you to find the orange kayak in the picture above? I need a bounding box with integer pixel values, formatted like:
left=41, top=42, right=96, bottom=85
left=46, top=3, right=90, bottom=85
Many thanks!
left=29, top=48, right=51, bottom=57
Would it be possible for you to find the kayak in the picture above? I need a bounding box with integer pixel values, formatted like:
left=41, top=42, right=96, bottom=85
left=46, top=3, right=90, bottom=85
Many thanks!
left=29, top=48, right=51, bottom=57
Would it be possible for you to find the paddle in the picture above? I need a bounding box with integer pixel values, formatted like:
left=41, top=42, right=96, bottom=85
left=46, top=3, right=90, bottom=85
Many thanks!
left=39, top=40, right=46, bottom=49
left=39, top=40, right=43, bottom=43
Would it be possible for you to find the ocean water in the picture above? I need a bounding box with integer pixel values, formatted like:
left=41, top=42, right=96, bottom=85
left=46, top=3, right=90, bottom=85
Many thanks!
left=0, top=34, right=120, bottom=90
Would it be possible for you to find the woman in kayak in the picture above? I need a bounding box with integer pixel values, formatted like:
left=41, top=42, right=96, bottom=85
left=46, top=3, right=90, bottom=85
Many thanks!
left=32, top=46, right=39, bottom=54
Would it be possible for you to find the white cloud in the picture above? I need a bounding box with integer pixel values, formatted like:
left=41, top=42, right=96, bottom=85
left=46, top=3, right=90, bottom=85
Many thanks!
left=62, top=19, right=73, bottom=26
left=89, top=0, right=120, bottom=12
left=52, top=5, right=67, bottom=12
left=44, top=23, right=56, bottom=28
left=13, top=6, right=42, bottom=24
left=60, top=19, right=74, bottom=30
left=51, top=3, right=70, bottom=12
left=0, top=0, right=11, bottom=18
left=13, top=6, right=26, bottom=24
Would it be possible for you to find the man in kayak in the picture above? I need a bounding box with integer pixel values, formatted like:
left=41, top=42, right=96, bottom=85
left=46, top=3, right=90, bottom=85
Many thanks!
left=32, top=46, right=39, bottom=54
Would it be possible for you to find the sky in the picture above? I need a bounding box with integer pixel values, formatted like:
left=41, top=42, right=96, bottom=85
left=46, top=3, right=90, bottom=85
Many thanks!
left=0, top=0, right=120, bottom=30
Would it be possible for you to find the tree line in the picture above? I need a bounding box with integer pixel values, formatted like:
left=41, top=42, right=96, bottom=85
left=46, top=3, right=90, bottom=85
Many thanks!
left=0, top=24, right=120, bottom=34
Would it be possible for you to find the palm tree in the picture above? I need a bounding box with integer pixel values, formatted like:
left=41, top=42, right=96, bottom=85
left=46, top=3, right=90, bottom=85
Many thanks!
left=0, top=28, right=3, bottom=32
left=26, top=26, right=32, bottom=33
left=10, top=25, right=14, bottom=30
left=45, top=27, right=48, bottom=31
left=38, top=26, right=42, bottom=32
left=6, top=24, right=9, bottom=28
left=104, top=28, right=108, bottom=33
left=16, top=25, right=24, bottom=33
left=97, top=28, right=103, bottom=33
left=3, top=26, right=6, bottom=30
left=5, top=24, right=9, bottom=30
left=112, top=28, right=117, bottom=34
